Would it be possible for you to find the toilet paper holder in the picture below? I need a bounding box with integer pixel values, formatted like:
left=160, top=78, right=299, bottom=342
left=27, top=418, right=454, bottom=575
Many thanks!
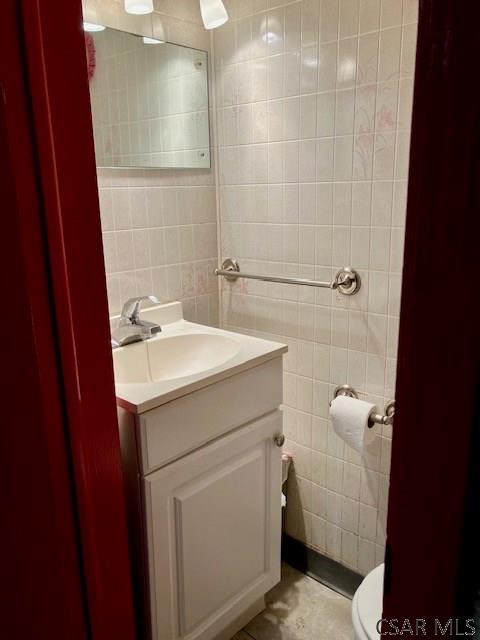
left=332, top=385, right=395, bottom=428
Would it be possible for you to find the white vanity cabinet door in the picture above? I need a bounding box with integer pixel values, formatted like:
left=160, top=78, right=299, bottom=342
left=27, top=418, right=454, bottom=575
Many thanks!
left=143, top=410, right=283, bottom=640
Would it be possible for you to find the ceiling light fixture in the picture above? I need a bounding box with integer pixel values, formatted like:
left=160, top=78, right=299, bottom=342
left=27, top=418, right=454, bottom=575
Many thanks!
left=83, top=21, right=106, bottom=32
left=124, top=0, right=154, bottom=15
left=199, top=0, right=228, bottom=30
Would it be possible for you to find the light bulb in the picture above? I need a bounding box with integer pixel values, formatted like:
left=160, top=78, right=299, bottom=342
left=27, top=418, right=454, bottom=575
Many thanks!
left=124, top=0, right=154, bottom=15
left=83, top=21, right=106, bottom=32
left=199, top=0, right=228, bottom=30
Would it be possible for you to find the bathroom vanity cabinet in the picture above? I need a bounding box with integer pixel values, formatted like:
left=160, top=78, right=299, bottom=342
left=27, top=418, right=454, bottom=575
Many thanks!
left=144, top=409, right=282, bottom=640
left=114, top=306, right=286, bottom=640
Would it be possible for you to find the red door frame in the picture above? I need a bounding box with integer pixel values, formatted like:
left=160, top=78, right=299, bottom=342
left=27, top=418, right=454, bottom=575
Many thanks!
left=3, top=0, right=480, bottom=636
left=384, top=0, right=480, bottom=630
left=1, top=3, right=88, bottom=639
left=1, top=1, right=136, bottom=637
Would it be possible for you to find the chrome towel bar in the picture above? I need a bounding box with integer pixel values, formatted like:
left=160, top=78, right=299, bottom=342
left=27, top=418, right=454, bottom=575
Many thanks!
left=333, top=385, right=395, bottom=428
left=215, top=258, right=361, bottom=296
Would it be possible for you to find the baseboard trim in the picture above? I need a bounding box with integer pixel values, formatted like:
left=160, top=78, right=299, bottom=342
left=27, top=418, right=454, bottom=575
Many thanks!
left=281, top=534, right=363, bottom=599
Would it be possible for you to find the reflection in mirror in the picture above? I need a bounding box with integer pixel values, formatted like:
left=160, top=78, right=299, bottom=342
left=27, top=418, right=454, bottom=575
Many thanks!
left=87, top=27, right=210, bottom=169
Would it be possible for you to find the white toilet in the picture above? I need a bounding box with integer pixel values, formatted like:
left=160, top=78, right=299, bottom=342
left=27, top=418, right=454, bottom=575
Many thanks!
left=352, top=564, right=384, bottom=640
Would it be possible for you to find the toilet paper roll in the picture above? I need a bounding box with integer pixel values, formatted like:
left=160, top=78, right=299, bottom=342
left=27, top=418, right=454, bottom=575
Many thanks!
left=329, top=395, right=376, bottom=454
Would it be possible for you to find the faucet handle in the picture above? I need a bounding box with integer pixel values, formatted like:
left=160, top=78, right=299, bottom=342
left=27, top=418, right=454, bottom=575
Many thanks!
left=121, top=295, right=160, bottom=324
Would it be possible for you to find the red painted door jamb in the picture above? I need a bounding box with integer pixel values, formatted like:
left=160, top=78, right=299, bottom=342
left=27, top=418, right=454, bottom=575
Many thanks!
left=383, top=0, right=480, bottom=632
left=1, top=2, right=88, bottom=638
left=15, top=1, right=137, bottom=638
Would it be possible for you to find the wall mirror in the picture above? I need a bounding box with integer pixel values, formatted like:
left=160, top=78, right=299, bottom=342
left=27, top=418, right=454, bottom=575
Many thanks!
left=87, top=27, right=210, bottom=169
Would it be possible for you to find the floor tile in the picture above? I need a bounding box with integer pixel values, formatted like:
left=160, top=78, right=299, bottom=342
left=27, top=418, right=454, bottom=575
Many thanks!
left=242, top=563, right=353, bottom=640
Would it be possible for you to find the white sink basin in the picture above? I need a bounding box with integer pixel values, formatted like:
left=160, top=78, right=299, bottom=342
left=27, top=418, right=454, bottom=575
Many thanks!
left=113, top=333, right=241, bottom=384
left=111, top=302, right=287, bottom=413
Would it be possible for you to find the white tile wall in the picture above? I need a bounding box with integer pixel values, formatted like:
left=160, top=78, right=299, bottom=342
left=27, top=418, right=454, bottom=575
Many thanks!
left=83, top=0, right=219, bottom=324
left=98, top=169, right=218, bottom=322
left=214, top=0, right=418, bottom=575
left=86, top=0, right=418, bottom=576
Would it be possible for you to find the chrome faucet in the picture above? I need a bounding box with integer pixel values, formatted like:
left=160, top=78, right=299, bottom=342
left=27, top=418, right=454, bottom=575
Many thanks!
left=111, top=295, right=162, bottom=348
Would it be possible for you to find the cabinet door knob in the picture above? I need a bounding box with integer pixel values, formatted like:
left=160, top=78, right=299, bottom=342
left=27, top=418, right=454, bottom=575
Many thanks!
left=274, top=434, right=285, bottom=447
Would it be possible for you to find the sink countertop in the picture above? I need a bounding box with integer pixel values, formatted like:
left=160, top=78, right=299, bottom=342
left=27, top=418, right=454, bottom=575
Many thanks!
left=112, top=302, right=288, bottom=414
